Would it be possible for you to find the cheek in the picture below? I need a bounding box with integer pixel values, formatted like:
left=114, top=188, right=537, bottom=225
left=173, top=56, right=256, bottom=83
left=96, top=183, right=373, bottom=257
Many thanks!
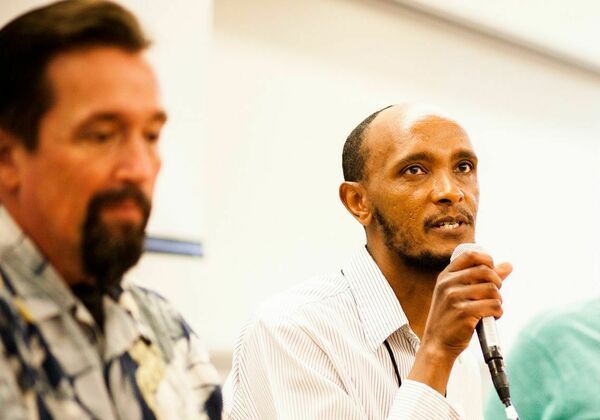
left=35, top=159, right=101, bottom=224
left=152, top=156, right=162, bottom=181
left=391, top=192, right=422, bottom=222
left=375, top=187, right=422, bottom=221
left=466, top=185, right=480, bottom=210
left=144, top=156, right=162, bottom=197
left=45, top=175, right=91, bottom=222
left=18, top=166, right=90, bottom=247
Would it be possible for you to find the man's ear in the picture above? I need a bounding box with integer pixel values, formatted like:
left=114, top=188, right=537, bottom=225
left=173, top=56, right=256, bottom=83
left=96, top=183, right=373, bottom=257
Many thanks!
left=339, top=181, right=373, bottom=227
left=0, top=128, right=23, bottom=193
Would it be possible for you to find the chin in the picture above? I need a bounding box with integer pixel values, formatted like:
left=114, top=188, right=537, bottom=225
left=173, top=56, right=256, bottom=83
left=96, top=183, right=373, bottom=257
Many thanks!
left=428, top=243, right=459, bottom=257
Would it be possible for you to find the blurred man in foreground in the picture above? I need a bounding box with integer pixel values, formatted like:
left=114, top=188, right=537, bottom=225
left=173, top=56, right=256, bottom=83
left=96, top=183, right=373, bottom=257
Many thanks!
left=224, top=104, right=512, bottom=419
left=0, top=1, right=221, bottom=418
left=486, top=298, right=600, bottom=419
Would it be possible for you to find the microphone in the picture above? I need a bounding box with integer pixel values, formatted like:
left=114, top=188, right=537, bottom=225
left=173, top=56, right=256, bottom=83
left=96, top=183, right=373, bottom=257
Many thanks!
left=451, top=243, right=519, bottom=420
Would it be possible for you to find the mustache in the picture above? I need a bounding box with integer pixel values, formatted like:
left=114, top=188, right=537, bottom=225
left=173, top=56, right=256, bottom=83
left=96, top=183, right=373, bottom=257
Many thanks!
left=86, top=185, right=151, bottom=223
left=423, top=208, right=474, bottom=230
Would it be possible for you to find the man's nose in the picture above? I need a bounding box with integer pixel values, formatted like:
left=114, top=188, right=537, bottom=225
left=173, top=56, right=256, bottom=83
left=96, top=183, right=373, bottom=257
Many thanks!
left=430, top=172, right=464, bottom=204
left=114, top=135, right=161, bottom=185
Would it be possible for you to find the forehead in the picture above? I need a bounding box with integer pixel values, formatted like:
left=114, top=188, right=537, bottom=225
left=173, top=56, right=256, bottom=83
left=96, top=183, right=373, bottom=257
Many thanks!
left=407, top=117, right=471, bottom=147
left=363, top=108, right=475, bottom=175
left=44, top=46, right=162, bottom=120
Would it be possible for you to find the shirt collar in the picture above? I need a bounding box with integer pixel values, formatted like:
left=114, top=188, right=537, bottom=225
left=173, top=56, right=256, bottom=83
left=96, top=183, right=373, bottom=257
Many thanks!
left=0, top=207, right=150, bottom=358
left=103, top=284, right=154, bottom=360
left=342, top=245, right=409, bottom=352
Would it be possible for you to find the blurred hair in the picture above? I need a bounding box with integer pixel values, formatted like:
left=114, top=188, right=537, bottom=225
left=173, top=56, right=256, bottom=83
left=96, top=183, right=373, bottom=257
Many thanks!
left=0, top=0, right=150, bottom=150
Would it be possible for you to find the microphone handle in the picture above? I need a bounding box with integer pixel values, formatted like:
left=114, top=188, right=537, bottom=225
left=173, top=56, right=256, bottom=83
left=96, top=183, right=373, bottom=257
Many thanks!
left=476, top=317, right=512, bottom=408
left=450, top=243, right=519, bottom=419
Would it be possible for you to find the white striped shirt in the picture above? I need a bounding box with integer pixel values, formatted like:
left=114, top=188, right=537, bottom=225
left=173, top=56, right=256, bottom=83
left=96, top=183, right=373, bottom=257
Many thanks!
left=223, top=246, right=483, bottom=419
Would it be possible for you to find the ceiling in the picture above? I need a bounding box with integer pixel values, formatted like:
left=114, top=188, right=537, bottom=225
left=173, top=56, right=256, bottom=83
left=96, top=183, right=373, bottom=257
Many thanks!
left=2, top=1, right=599, bottom=74
left=393, top=0, right=600, bottom=74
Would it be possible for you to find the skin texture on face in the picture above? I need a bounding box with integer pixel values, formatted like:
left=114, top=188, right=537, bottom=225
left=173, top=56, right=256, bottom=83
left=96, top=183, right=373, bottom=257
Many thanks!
left=341, top=105, right=479, bottom=270
left=3, top=46, right=165, bottom=286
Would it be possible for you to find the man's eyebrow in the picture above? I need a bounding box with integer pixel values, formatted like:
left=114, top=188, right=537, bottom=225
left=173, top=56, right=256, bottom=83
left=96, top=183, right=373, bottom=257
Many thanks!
left=392, top=152, right=433, bottom=169
left=80, top=112, right=121, bottom=124
left=151, top=110, right=168, bottom=124
left=78, top=110, right=168, bottom=126
left=389, top=150, right=478, bottom=171
left=453, top=150, right=478, bottom=162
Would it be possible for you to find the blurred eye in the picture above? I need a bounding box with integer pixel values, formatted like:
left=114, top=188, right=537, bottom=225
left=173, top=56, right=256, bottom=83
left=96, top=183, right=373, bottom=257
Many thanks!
left=144, top=130, right=161, bottom=144
left=86, top=129, right=118, bottom=143
left=78, top=121, right=122, bottom=145
left=404, top=165, right=426, bottom=175
left=456, top=161, right=474, bottom=173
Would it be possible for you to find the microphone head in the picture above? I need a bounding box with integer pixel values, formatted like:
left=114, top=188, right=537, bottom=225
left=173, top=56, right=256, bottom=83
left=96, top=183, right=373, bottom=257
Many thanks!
left=450, top=242, right=484, bottom=262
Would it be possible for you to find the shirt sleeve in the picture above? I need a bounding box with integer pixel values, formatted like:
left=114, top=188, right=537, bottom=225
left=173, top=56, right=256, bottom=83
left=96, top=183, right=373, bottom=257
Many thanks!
left=388, top=380, right=461, bottom=419
left=224, top=315, right=461, bottom=420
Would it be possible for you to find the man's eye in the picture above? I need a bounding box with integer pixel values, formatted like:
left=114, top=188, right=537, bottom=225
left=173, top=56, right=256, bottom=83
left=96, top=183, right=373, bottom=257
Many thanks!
left=404, top=165, right=425, bottom=175
left=92, top=132, right=113, bottom=142
left=144, top=130, right=161, bottom=144
left=83, top=129, right=119, bottom=143
left=456, top=161, right=473, bottom=173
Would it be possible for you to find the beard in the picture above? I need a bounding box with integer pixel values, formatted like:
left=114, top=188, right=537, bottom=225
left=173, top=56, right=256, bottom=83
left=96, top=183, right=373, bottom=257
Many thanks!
left=81, top=185, right=151, bottom=292
left=373, top=207, right=451, bottom=272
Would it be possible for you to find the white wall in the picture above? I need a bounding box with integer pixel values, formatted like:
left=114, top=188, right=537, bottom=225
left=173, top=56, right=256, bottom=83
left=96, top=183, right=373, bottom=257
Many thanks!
left=403, top=0, right=600, bottom=70
left=204, top=0, right=600, bottom=358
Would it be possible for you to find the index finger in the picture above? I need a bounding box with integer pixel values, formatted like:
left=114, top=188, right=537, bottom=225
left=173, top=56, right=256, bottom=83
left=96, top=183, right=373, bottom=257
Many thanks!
left=448, top=250, right=494, bottom=272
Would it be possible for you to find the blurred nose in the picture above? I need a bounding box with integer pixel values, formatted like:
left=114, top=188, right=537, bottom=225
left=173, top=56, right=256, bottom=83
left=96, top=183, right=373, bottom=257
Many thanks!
left=430, top=171, right=464, bottom=205
left=114, top=134, right=161, bottom=188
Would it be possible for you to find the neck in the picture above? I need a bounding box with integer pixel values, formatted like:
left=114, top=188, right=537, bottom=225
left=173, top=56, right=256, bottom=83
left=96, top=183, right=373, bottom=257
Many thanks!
left=366, top=240, right=440, bottom=339
left=34, top=240, right=94, bottom=287
left=3, top=202, right=93, bottom=287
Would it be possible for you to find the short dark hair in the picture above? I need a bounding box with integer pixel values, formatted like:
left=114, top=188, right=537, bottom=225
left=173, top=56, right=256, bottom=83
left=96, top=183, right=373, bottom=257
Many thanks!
left=0, top=0, right=150, bottom=150
left=342, top=105, right=393, bottom=182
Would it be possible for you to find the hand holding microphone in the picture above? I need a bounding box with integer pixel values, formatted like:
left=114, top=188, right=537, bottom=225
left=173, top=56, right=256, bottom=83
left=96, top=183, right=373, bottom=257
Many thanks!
left=414, top=243, right=518, bottom=419
left=420, top=245, right=509, bottom=358
left=450, top=244, right=518, bottom=420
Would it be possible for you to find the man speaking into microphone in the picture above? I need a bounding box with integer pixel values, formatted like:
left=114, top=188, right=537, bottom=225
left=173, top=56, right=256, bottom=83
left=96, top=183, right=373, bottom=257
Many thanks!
left=224, top=104, right=513, bottom=419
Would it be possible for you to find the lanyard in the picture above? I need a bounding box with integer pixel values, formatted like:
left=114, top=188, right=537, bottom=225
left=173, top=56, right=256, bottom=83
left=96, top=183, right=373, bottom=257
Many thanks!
left=383, top=339, right=401, bottom=387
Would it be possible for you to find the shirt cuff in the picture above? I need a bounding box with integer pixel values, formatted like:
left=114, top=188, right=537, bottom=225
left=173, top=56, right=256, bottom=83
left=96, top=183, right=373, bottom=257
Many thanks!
left=387, top=379, right=460, bottom=419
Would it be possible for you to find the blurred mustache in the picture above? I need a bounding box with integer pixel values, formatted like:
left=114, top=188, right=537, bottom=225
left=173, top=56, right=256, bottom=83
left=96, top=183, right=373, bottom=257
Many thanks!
left=87, top=185, right=151, bottom=223
left=423, top=208, right=474, bottom=230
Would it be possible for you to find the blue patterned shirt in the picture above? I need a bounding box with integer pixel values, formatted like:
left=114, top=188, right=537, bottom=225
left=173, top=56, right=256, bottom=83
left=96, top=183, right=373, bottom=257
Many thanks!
left=0, top=207, right=222, bottom=419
